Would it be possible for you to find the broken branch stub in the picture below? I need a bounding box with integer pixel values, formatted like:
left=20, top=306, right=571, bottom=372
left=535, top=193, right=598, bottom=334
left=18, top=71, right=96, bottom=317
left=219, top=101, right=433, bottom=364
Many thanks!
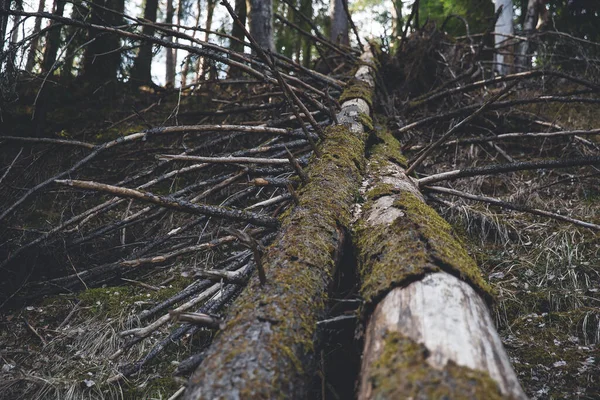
left=183, top=45, right=376, bottom=400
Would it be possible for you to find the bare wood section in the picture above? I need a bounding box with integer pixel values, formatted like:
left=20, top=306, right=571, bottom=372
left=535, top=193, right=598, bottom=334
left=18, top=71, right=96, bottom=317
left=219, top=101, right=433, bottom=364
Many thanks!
left=359, top=273, right=527, bottom=399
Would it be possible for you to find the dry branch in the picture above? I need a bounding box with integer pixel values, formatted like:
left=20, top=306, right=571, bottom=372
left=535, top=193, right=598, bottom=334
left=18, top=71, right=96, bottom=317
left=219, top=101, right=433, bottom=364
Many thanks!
left=424, top=185, right=600, bottom=231
left=55, top=179, right=278, bottom=227
left=418, top=156, right=600, bottom=186
left=158, top=154, right=292, bottom=165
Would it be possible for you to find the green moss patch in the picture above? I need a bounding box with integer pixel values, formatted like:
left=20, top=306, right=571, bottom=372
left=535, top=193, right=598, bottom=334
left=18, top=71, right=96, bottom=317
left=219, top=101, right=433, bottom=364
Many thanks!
left=185, top=124, right=367, bottom=398
left=339, top=78, right=373, bottom=108
left=368, top=331, right=504, bottom=399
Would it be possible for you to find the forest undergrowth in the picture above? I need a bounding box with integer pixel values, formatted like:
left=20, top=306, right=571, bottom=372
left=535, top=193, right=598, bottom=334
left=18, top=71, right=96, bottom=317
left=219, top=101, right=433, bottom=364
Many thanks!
left=0, top=21, right=599, bottom=399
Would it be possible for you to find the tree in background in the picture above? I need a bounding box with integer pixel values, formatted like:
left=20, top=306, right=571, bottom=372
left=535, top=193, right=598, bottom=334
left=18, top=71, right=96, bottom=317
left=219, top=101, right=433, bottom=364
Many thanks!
left=329, top=0, right=349, bottom=46
left=196, top=0, right=215, bottom=81
left=130, top=0, right=159, bottom=84
left=227, top=0, right=246, bottom=77
left=81, top=0, right=125, bottom=83
left=494, top=0, right=514, bottom=75
left=165, top=0, right=176, bottom=86
left=41, top=0, right=66, bottom=75
left=24, top=0, right=45, bottom=73
left=249, top=0, right=274, bottom=51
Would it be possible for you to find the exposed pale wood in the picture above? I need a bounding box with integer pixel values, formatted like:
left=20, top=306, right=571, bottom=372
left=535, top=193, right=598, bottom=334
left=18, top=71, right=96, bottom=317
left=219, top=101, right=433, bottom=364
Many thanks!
left=359, top=273, right=527, bottom=399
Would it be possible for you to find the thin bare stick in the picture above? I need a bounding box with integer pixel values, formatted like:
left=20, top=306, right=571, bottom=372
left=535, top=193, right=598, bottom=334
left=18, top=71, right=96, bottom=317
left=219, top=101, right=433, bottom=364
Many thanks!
left=0, top=147, right=23, bottom=185
left=159, top=154, right=291, bottom=165
left=120, top=283, right=221, bottom=338
left=442, top=128, right=600, bottom=146
left=408, top=70, right=600, bottom=110
left=283, top=144, right=308, bottom=183
left=119, top=236, right=237, bottom=267
left=424, top=185, right=600, bottom=231
left=417, top=155, right=600, bottom=186
left=55, top=179, right=278, bottom=227
left=0, top=136, right=95, bottom=149
left=170, top=311, right=223, bottom=329
left=245, top=194, right=292, bottom=210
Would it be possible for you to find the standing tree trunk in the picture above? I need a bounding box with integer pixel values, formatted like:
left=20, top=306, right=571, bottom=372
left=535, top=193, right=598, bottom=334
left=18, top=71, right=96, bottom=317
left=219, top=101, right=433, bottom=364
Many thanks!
left=300, top=0, right=312, bottom=68
left=180, top=0, right=200, bottom=86
left=195, top=0, right=215, bottom=81
left=41, top=0, right=66, bottom=75
left=353, top=128, right=527, bottom=399
left=81, top=0, right=124, bottom=84
left=391, top=0, right=403, bottom=41
left=493, top=0, right=514, bottom=75
left=329, top=0, right=349, bottom=46
left=227, top=0, right=246, bottom=78
left=248, top=0, right=273, bottom=52
left=25, top=0, right=45, bottom=73
left=130, top=0, right=158, bottom=85
left=60, top=0, right=87, bottom=80
left=516, top=0, right=542, bottom=69
left=165, top=0, right=176, bottom=86
left=0, top=0, right=11, bottom=56
left=6, top=0, right=21, bottom=74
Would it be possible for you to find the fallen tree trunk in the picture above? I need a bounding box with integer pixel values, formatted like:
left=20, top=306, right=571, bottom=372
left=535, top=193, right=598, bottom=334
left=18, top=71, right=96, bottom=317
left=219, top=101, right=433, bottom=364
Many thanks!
left=183, top=48, right=376, bottom=399
left=354, top=128, right=527, bottom=399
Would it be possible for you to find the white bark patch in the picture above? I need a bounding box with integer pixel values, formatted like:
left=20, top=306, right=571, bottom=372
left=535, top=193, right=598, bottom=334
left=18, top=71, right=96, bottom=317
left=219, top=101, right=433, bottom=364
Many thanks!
left=366, top=196, right=404, bottom=225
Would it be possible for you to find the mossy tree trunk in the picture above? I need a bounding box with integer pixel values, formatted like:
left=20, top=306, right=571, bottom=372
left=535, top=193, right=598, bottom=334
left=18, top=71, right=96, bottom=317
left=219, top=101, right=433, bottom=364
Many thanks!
left=354, top=127, right=527, bottom=399
left=183, top=48, right=376, bottom=400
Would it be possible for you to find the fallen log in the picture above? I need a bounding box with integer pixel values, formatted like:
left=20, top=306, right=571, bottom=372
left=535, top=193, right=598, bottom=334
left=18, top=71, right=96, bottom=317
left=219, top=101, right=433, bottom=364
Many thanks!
left=183, top=47, right=376, bottom=399
left=354, top=127, right=527, bottom=399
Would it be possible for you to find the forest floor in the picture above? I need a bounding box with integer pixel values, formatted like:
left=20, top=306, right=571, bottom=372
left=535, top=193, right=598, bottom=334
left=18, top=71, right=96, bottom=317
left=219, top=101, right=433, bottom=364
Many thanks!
left=1, top=31, right=600, bottom=399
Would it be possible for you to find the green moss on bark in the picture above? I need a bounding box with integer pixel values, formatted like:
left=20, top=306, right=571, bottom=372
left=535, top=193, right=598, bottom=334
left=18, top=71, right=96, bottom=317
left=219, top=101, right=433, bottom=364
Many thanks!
left=339, top=78, right=373, bottom=107
left=185, top=124, right=366, bottom=399
left=356, top=131, right=492, bottom=311
left=368, top=331, right=504, bottom=399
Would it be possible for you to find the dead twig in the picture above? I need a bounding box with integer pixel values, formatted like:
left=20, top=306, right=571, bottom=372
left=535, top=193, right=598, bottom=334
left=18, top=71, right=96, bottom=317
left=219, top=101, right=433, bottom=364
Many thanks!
left=418, top=155, right=600, bottom=186
left=424, top=185, right=600, bottom=231
left=55, top=179, right=278, bottom=227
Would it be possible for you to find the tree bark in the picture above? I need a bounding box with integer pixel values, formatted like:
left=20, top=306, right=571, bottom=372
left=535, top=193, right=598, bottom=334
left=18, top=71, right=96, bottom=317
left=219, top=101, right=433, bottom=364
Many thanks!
left=25, top=0, right=45, bottom=72
left=353, top=127, right=527, bottom=399
left=180, top=0, right=200, bottom=86
left=391, top=0, right=403, bottom=41
left=329, top=0, right=349, bottom=46
left=493, top=0, right=514, bottom=75
left=195, top=0, right=215, bottom=81
left=41, top=0, right=66, bottom=74
left=81, top=0, right=124, bottom=83
left=183, top=47, right=376, bottom=400
left=130, top=0, right=158, bottom=85
left=516, top=0, right=542, bottom=69
left=227, top=0, right=246, bottom=78
left=0, top=0, right=11, bottom=56
left=165, top=0, right=176, bottom=86
left=248, top=0, right=273, bottom=52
